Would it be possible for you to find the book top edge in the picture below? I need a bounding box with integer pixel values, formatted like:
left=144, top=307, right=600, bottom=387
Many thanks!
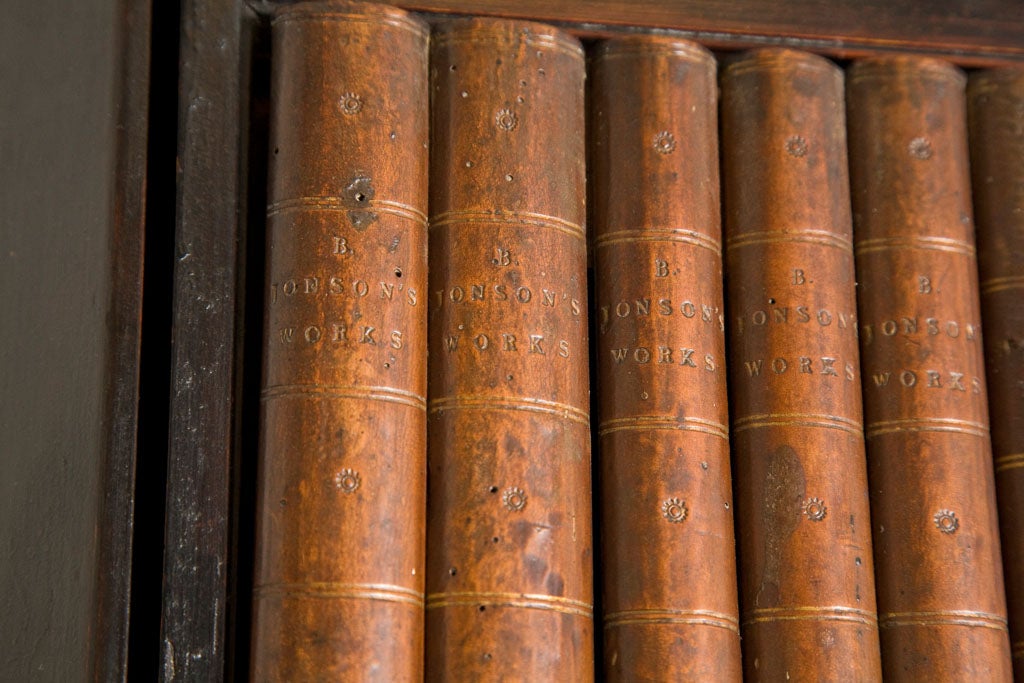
left=590, top=35, right=714, bottom=65
left=431, top=17, right=583, bottom=59
left=272, top=1, right=428, bottom=36
left=847, top=55, right=966, bottom=86
left=720, top=48, right=840, bottom=79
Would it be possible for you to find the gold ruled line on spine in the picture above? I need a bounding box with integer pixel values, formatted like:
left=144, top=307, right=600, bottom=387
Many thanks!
left=598, top=415, right=728, bottom=440
left=262, top=384, right=426, bottom=411
left=271, top=12, right=429, bottom=38
left=255, top=582, right=425, bottom=608
left=429, top=395, right=590, bottom=426
left=865, top=417, right=988, bottom=439
left=744, top=606, right=878, bottom=627
left=267, top=196, right=428, bottom=225
left=595, top=228, right=721, bottom=256
left=880, top=610, right=1008, bottom=633
left=604, top=609, right=740, bottom=634
left=996, top=453, right=1024, bottom=473
left=733, top=412, right=862, bottom=435
left=725, top=230, right=852, bottom=252
left=855, top=236, right=976, bottom=256
left=430, top=210, right=585, bottom=240
left=981, top=275, right=1024, bottom=294
left=426, top=591, right=593, bottom=618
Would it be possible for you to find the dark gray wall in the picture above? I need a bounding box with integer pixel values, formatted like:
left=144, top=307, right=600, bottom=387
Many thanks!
left=0, top=1, right=119, bottom=679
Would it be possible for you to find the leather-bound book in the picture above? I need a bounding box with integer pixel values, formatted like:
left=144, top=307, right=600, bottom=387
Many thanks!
left=847, top=57, right=1012, bottom=681
left=425, top=19, right=592, bottom=680
left=968, top=67, right=1024, bottom=680
left=720, top=49, right=883, bottom=680
left=251, top=3, right=428, bottom=679
left=589, top=36, right=742, bottom=681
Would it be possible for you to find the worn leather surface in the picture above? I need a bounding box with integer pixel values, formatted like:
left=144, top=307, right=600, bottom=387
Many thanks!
left=589, top=35, right=742, bottom=682
left=424, top=18, right=594, bottom=681
left=968, top=66, right=1024, bottom=682
left=848, top=56, right=1012, bottom=681
left=721, top=48, right=883, bottom=681
left=252, top=3, right=429, bottom=679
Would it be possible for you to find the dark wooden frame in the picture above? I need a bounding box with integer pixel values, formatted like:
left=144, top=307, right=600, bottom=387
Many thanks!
left=158, top=1, right=1024, bottom=679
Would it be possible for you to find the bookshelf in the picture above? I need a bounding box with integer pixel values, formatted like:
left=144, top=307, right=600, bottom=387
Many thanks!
left=3, top=0, right=1021, bottom=680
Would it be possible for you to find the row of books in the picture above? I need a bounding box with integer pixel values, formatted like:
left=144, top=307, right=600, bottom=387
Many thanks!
left=250, top=1, right=1023, bottom=679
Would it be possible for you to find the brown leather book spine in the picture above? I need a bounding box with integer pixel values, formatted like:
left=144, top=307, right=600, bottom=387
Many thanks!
left=847, top=57, right=1012, bottom=681
left=425, top=19, right=592, bottom=680
left=968, top=67, right=1024, bottom=680
left=721, top=49, right=883, bottom=680
left=589, top=37, right=742, bottom=681
left=251, top=3, right=428, bottom=679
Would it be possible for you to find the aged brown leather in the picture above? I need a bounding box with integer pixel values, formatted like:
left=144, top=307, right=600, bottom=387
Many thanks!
left=589, top=36, right=742, bottom=682
left=847, top=56, right=1012, bottom=681
left=251, top=2, right=429, bottom=679
left=968, top=67, right=1024, bottom=681
left=425, top=18, right=593, bottom=681
left=720, top=48, right=883, bottom=681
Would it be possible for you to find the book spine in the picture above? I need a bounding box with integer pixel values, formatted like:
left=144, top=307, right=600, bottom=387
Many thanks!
left=589, top=37, right=742, bottom=681
left=967, top=67, right=1024, bottom=680
left=425, top=19, right=592, bottom=680
left=251, top=3, right=428, bottom=679
left=847, top=57, right=1012, bottom=681
left=720, top=49, right=883, bottom=679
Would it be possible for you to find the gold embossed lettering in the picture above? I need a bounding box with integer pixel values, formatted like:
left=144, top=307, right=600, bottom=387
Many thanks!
left=390, top=330, right=403, bottom=349
left=529, top=335, right=545, bottom=354
left=745, top=360, right=764, bottom=377
left=502, top=334, right=517, bottom=351
left=793, top=268, right=806, bottom=285
left=800, top=357, right=813, bottom=373
left=918, top=275, right=932, bottom=294
left=680, top=348, right=697, bottom=367
left=655, top=259, right=669, bottom=277
left=658, top=346, right=673, bottom=363
left=332, top=236, right=352, bottom=255
left=821, top=357, right=838, bottom=376
left=359, top=326, right=376, bottom=345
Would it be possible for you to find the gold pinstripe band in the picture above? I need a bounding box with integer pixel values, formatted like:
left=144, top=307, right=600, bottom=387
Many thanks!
left=255, top=582, right=424, bottom=608
left=733, top=412, right=862, bottom=435
left=996, top=453, right=1024, bottom=473
left=430, top=209, right=585, bottom=240
left=427, top=591, right=593, bottom=618
left=880, top=610, right=1008, bottom=632
left=429, top=394, right=590, bottom=426
left=744, top=605, right=878, bottom=627
left=262, top=383, right=426, bottom=410
left=598, top=415, right=728, bottom=440
left=267, top=196, right=428, bottom=225
left=726, top=229, right=852, bottom=252
left=855, top=235, right=975, bottom=256
left=604, top=608, right=739, bottom=634
left=596, top=228, right=721, bottom=256
left=865, top=417, right=988, bottom=439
